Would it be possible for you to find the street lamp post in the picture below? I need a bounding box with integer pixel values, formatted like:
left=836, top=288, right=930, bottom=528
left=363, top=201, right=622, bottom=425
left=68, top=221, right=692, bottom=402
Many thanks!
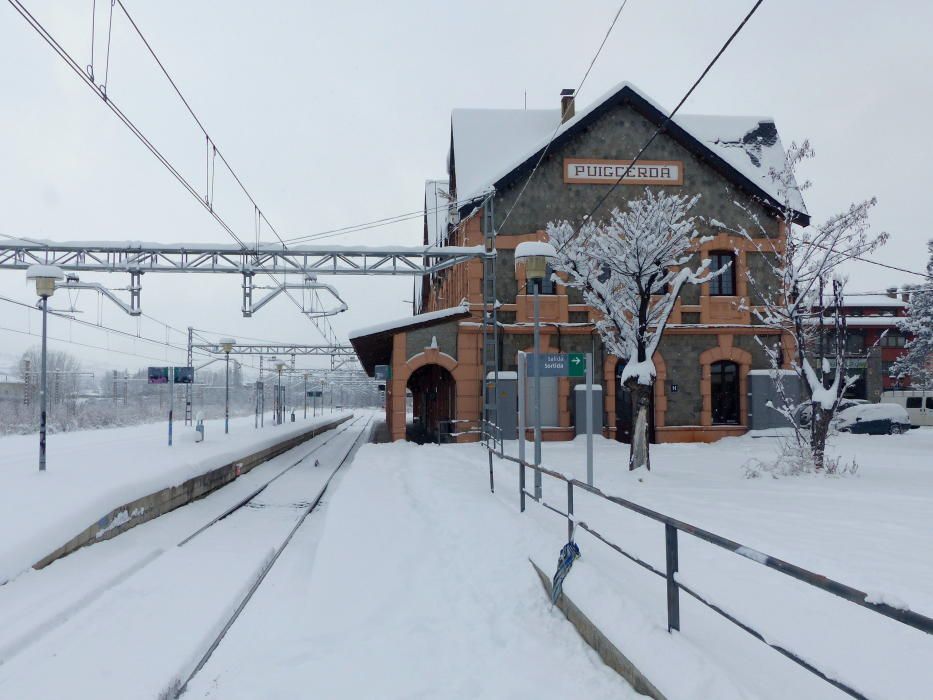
left=26, top=265, right=64, bottom=472
left=275, top=359, right=286, bottom=424
left=219, top=338, right=236, bottom=434
left=514, top=241, right=556, bottom=500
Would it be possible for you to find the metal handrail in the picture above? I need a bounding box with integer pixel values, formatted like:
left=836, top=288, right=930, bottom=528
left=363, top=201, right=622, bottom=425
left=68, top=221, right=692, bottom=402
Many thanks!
left=492, top=446, right=932, bottom=700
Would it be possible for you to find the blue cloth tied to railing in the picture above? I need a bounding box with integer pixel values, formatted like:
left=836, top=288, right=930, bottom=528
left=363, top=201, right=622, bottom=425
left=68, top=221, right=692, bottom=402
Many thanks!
left=551, top=540, right=581, bottom=605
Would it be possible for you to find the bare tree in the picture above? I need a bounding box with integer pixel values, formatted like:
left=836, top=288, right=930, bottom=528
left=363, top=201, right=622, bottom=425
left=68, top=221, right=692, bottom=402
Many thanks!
left=724, top=142, right=887, bottom=471
left=548, top=190, right=723, bottom=471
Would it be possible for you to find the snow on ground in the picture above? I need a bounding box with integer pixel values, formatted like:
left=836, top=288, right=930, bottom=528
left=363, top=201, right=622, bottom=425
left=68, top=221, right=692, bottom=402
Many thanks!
left=186, top=440, right=639, bottom=700
left=191, top=428, right=932, bottom=699
left=0, top=410, right=351, bottom=583
left=0, top=418, right=371, bottom=699
left=498, top=429, right=933, bottom=698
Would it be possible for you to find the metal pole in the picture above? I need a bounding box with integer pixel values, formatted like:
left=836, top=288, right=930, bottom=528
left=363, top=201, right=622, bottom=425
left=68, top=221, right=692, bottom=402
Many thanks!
left=533, top=283, right=542, bottom=499
left=168, top=368, right=174, bottom=447
left=665, top=524, right=681, bottom=632
left=586, top=351, right=594, bottom=487
left=224, top=352, right=230, bottom=434
left=304, top=374, right=308, bottom=419
left=518, top=351, right=526, bottom=512
left=39, top=296, right=48, bottom=472
left=185, top=326, right=193, bottom=425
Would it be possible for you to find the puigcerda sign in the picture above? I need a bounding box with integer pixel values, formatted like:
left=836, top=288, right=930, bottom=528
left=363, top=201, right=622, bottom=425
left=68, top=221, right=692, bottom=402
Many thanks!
left=563, top=158, right=683, bottom=186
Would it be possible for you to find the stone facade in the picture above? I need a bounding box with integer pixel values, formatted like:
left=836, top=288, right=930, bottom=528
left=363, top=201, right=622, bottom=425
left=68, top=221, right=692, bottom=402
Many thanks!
left=381, top=91, right=797, bottom=443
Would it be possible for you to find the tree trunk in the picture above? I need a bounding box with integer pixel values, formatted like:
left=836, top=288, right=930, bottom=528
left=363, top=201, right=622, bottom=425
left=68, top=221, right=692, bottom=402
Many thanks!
left=810, top=403, right=832, bottom=470
left=627, top=380, right=652, bottom=471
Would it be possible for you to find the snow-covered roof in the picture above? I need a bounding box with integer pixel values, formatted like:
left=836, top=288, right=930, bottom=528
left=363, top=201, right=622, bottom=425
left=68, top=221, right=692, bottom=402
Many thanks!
left=805, top=316, right=903, bottom=327
left=448, top=82, right=807, bottom=221
left=424, top=180, right=451, bottom=246
left=450, top=108, right=561, bottom=204
left=826, top=293, right=909, bottom=309
left=348, top=303, right=471, bottom=340
left=349, top=303, right=474, bottom=376
left=675, top=114, right=806, bottom=215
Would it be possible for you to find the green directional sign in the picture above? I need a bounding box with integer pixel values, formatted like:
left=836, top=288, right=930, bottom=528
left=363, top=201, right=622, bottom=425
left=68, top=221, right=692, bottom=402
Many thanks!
left=528, top=353, right=587, bottom=377
left=568, top=353, right=586, bottom=377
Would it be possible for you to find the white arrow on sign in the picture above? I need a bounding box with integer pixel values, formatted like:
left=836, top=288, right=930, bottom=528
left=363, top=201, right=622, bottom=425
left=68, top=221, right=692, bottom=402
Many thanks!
left=572, top=356, right=582, bottom=364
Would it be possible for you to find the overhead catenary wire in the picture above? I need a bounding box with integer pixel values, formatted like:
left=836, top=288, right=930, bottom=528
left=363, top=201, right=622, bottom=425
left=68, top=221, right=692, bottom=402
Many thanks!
left=6, top=0, right=338, bottom=345
left=0, top=294, right=273, bottom=372
left=496, top=0, right=631, bottom=234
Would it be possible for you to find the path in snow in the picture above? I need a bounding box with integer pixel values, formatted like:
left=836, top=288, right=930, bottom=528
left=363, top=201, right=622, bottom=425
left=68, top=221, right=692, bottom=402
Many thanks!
left=186, top=440, right=638, bottom=700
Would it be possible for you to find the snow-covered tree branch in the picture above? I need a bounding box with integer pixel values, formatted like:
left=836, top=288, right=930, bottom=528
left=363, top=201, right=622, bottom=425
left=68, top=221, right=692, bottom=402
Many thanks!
left=892, top=240, right=933, bottom=390
left=722, top=142, right=887, bottom=471
left=547, top=189, right=723, bottom=471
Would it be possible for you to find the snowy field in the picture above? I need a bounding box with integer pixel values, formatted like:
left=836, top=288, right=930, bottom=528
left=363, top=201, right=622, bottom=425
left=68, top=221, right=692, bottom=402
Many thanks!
left=0, top=411, right=351, bottom=583
left=0, top=419, right=928, bottom=698
left=493, top=429, right=933, bottom=699
left=191, top=428, right=932, bottom=699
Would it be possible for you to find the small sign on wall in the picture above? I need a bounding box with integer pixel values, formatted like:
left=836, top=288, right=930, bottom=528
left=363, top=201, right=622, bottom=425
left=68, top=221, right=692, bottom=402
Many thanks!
left=564, top=158, right=684, bottom=186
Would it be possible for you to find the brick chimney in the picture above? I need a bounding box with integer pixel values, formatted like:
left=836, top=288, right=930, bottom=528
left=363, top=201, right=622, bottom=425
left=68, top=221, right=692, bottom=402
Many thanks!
left=560, top=88, right=575, bottom=123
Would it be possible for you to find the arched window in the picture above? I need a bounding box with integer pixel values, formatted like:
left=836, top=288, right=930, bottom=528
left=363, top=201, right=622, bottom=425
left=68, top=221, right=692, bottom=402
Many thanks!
left=710, top=360, right=740, bottom=424
left=709, top=251, right=736, bottom=296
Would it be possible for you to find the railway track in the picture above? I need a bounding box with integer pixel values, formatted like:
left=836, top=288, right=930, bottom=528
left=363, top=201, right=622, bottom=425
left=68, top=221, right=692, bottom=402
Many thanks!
left=175, top=415, right=373, bottom=696
left=0, top=415, right=374, bottom=699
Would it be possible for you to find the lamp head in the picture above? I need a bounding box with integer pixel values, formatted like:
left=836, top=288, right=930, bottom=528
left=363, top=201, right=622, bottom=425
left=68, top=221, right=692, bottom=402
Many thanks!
left=26, top=265, right=64, bottom=298
left=219, top=337, right=236, bottom=353
left=513, top=241, right=557, bottom=282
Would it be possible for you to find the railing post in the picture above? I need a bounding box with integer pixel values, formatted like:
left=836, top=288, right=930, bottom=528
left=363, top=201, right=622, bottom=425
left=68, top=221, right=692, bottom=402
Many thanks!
left=665, top=523, right=680, bottom=632
left=567, top=481, right=574, bottom=542
left=519, top=460, right=526, bottom=513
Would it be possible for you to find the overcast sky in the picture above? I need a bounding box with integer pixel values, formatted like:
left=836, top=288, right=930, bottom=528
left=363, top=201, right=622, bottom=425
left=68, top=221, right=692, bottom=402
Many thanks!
left=1, top=0, right=930, bottom=376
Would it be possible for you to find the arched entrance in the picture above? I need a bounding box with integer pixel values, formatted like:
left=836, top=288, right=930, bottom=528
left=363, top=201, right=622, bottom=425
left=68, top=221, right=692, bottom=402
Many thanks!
left=615, top=361, right=656, bottom=444
left=406, top=364, right=456, bottom=444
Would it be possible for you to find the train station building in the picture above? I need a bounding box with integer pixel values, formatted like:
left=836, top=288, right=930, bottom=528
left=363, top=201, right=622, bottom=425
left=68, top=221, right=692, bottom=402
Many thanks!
left=351, top=82, right=810, bottom=443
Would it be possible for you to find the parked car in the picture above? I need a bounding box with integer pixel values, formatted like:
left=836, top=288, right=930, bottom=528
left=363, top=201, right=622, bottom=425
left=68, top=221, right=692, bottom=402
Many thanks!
left=835, top=403, right=911, bottom=435
left=881, top=390, right=933, bottom=428
left=792, top=399, right=866, bottom=428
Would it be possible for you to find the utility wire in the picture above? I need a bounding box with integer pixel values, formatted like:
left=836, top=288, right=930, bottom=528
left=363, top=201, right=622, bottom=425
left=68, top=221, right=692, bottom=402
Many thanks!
left=497, top=0, right=631, bottom=233
left=560, top=0, right=767, bottom=252
left=6, top=0, right=337, bottom=345
left=113, top=0, right=286, bottom=249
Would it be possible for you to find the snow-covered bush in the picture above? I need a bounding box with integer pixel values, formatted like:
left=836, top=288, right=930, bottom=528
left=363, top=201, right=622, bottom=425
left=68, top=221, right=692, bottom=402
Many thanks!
left=744, top=436, right=859, bottom=478
left=548, top=189, right=724, bottom=471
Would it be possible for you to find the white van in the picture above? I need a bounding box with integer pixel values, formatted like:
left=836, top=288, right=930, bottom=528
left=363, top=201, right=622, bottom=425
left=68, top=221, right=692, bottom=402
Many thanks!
left=881, top=390, right=933, bottom=428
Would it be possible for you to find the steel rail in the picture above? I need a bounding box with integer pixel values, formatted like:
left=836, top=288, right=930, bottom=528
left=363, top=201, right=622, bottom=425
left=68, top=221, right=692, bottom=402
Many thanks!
left=176, top=415, right=373, bottom=696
